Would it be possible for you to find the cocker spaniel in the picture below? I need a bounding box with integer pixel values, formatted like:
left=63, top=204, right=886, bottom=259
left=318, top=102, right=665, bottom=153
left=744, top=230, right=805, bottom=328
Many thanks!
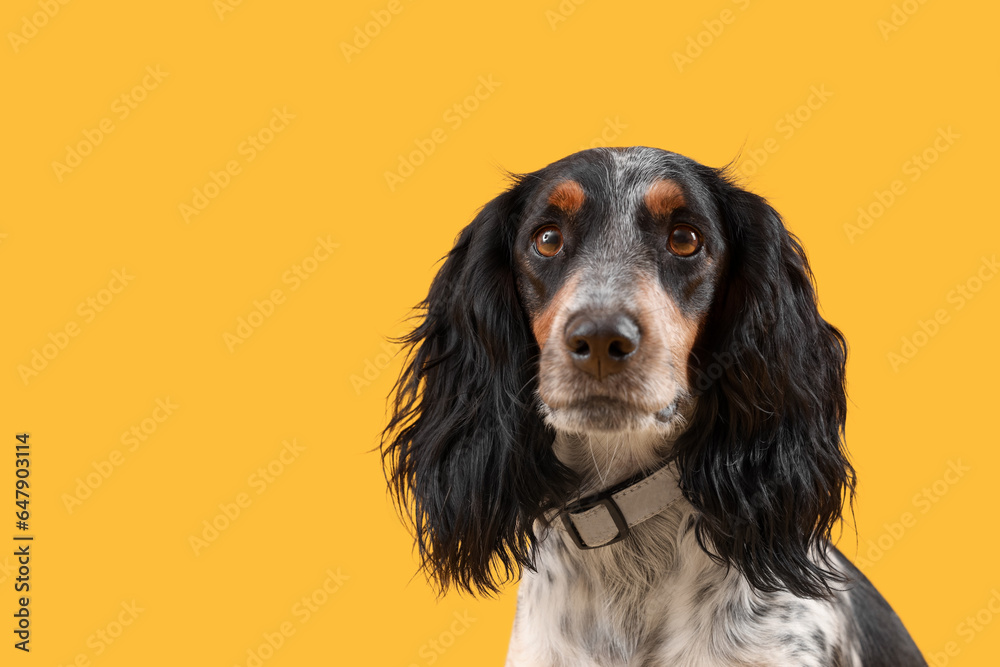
left=383, top=147, right=926, bottom=666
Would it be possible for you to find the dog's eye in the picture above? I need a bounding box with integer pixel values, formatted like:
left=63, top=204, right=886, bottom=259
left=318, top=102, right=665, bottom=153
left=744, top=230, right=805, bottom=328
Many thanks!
left=533, top=225, right=564, bottom=257
left=668, top=224, right=701, bottom=257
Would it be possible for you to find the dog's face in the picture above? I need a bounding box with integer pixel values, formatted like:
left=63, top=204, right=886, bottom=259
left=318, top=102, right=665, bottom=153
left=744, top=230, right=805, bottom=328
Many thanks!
left=384, top=146, right=853, bottom=599
left=510, top=151, right=727, bottom=436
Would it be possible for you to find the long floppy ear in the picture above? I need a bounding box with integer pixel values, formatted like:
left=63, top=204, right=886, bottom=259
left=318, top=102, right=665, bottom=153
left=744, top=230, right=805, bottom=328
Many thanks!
left=382, top=176, right=575, bottom=596
left=677, top=170, right=856, bottom=599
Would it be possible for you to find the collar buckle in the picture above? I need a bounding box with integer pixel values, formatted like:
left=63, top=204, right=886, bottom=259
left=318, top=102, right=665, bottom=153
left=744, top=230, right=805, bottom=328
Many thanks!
left=560, top=492, right=630, bottom=549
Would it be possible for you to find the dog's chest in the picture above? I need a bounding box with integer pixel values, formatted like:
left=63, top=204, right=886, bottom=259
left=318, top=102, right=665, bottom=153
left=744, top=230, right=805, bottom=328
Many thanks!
left=506, top=527, right=856, bottom=667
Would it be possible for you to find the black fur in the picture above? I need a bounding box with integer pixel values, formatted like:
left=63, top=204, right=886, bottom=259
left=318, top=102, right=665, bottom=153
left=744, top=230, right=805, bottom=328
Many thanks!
left=835, top=547, right=929, bottom=666
left=382, top=177, right=575, bottom=595
left=676, top=168, right=857, bottom=599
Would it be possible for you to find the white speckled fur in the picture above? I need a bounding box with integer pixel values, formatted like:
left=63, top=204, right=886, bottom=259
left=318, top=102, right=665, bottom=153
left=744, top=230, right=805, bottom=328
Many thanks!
left=506, top=465, right=863, bottom=666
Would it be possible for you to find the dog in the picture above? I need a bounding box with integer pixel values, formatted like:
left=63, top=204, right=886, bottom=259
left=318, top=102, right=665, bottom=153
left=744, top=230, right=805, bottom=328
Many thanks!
left=382, top=147, right=927, bottom=666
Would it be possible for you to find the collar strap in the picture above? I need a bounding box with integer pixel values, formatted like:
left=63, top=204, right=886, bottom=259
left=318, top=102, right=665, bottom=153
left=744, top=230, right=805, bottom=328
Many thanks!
left=560, top=463, right=682, bottom=549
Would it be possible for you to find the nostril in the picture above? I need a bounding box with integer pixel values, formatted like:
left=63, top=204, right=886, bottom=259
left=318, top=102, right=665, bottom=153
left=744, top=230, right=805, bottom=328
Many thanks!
left=607, top=338, right=635, bottom=360
left=566, top=322, right=598, bottom=357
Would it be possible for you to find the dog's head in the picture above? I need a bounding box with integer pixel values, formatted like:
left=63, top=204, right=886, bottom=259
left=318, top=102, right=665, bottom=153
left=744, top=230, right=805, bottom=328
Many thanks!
left=383, top=147, right=854, bottom=599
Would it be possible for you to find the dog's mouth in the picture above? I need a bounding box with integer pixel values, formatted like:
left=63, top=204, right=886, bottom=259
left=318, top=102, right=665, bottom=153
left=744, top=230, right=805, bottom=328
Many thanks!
left=543, top=396, right=682, bottom=433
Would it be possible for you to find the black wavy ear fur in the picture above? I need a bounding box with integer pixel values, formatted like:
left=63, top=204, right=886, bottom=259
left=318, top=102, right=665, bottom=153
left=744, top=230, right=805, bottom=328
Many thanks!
left=678, top=167, right=856, bottom=599
left=382, top=176, right=576, bottom=596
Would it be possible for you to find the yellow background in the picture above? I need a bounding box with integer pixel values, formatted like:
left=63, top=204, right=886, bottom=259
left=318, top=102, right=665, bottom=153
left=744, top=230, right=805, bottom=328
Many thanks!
left=2, top=0, right=997, bottom=664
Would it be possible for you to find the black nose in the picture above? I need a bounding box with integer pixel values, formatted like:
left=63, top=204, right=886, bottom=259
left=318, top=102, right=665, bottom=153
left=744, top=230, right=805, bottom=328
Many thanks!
left=564, top=312, right=640, bottom=380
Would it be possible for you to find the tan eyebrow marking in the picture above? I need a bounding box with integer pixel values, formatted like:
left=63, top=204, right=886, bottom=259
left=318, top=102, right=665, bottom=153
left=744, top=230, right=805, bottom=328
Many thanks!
left=644, top=179, right=686, bottom=217
left=547, top=180, right=585, bottom=215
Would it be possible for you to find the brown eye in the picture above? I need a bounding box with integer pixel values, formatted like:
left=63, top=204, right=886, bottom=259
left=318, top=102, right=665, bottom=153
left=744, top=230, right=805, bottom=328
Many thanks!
left=533, top=225, right=563, bottom=257
left=668, top=224, right=701, bottom=257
